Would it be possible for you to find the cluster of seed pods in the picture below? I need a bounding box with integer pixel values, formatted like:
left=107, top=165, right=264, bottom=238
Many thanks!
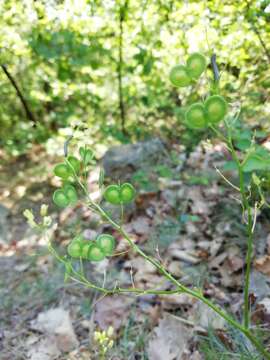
left=170, top=53, right=228, bottom=129
left=52, top=147, right=136, bottom=261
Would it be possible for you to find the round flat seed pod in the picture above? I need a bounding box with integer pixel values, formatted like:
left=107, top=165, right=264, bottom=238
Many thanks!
left=67, top=241, right=82, bottom=258
left=185, top=103, right=207, bottom=130
left=53, top=189, right=70, bottom=207
left=186, top=53, right=207, bottom=79
left=103, top=185, right=121, bottom=204
left=64, top=185, right=78, bottom=204
left=120, top=183, right=136, bottom=203
left=205, top=95, right=228, bottom=123
left=81, top=242, right=91, bottom=259
left=67, top=156, right=81, bottom=174
left=169, top=65, right=192, bottom=87
left=97, top=234, right=116, bottom=256
left=88, top=244, right=105, bottom=261
left=53, top=163, right=71, bottom=179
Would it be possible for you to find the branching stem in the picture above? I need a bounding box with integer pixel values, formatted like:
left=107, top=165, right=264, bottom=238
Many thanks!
left=56, top=157, right=270, bottom=359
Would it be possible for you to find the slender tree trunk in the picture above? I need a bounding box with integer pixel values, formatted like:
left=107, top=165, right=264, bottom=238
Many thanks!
left=1, top=64, right=37, bottom=124
left=252, top=26, right=270, bottom=63
left=117, top=1, right=128, bottom=135
left=245, top=0, right=270, bottom=63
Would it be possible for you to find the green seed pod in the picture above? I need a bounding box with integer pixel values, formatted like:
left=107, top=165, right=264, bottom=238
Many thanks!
left=67, top=241, right=82, bottom=258
left=186, top=53, right=207, bottom=79
left=88, top=244, right=105, bottom=261
left=96, top=234, right=116, bottom=256
left=53, top=189, right=70, bottom=207
left=120, top=183, right=136, bottom=203
left=103, top=185, right=121, bottom=204
left=169, top=65, right=192, bottom=87
left=67, top=156, right=81, bottom=174
left=81, top=242, right=91, bottom=259
left=53, top=163, right=71, bottom=179
left=205, top=95, right=228, bottom=123
left=64, top=184, right=78, bottom=204
left=185, top=103, right=207, bottom=130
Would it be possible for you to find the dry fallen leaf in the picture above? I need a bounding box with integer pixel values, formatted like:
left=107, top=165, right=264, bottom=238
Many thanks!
left=27, top=337, right=61, bottom=360
left=148, top=336, right=175, bottom=360
left=185, top=187, right=211, bottom=215
left=255, top=255, right=270, bottom=276
left=147, top=313, right=191, bottom=360
left=267, top=234, right=270, bottom=255
left=252, top=297, right=270, bottom=324
left=168, top=243, right=201, bottom=265
left=94, top=295, right=134, bottom=330
left=159, top=293, right=197, bottom=310
left=130, top=216, right=151, bottom=235
left=167, top=260, right=182, bottom=277
left=257, top=298, right=270, bottom=317
left=250, top=270, right=270, bottom=300
left=189, top=302, right=226, bottom=330
left=124, top=256, right=163, bottom=288
left=30, top=307, right=78, bottom=352
left=182, top=350, right=203, bottom=360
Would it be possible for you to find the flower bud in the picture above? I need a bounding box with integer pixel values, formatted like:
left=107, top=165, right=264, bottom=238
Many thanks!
left=40, top=204, right=48, bottom=217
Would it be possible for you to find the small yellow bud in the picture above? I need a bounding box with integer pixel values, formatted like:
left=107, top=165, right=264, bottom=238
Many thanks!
left=23, top=209, right=38, bottom=228
left=43, top=216, right=52, bottom=227
left=40, top=204, right=49, bottom=217
left=107, top=326, right=114, bottom=337
left=108, top=340, right=114, bottom=348
left=23, top=209, right=34, bottom=221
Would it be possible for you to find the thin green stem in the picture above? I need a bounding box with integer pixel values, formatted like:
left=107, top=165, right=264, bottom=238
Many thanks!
left=83, top=201, right=269, bottom=357
left=62, top=157, right=270, bottom=359
left=243, top=202, right=253, bottom=329
left=120, top=202, right=124, bottom=226
left=227, top=129, right=254, bottom=330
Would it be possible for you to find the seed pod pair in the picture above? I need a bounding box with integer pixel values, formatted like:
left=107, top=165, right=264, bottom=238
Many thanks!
left=185, top=95, right=228, bottom=130
left=54, top=156, right=81, bottom=179
left=103, top=183, right=136, bottom=205
left=170, top=53, right=207, bottom=87
left=53, top=184, right=77, bottom=207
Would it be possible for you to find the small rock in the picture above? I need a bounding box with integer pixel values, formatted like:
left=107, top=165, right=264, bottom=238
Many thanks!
left=102, top=138, right=167, bottom=180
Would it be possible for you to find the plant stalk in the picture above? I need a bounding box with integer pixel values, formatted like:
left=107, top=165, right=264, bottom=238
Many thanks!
left=227, top=130, right=254, bottom=330
left=63, top=158, right=269, bottom=359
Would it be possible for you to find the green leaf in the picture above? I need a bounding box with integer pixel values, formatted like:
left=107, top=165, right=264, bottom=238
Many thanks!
left=242, top=155, right=270, bottom=172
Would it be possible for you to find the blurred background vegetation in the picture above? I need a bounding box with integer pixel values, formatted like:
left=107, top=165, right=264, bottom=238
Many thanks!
left=0, top=0, right=269, bottom=157
left=1, top=2, right=270, bottom=359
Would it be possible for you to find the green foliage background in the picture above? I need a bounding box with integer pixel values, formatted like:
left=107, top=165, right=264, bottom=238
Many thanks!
left=0, top=0, right=269, bottom=155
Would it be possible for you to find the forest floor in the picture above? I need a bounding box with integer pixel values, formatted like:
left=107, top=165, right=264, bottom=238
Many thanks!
left=1, top=140, right=270, bottom=360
